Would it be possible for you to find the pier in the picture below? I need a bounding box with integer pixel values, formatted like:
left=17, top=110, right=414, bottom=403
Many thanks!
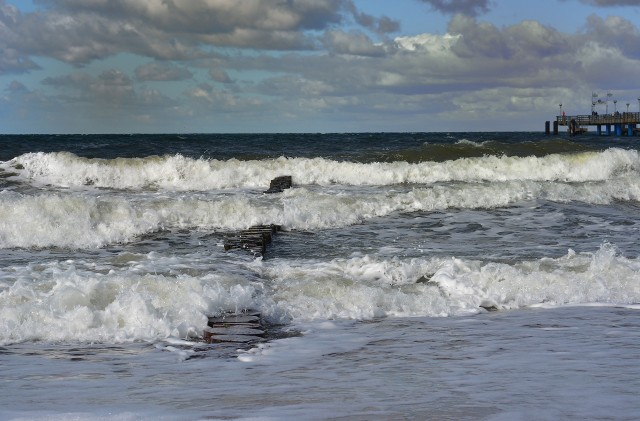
left=546, top=112, right=640, bottom=136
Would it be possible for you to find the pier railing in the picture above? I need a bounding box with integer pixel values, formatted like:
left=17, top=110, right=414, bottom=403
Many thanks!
left=556, top=112, right=640, bottom=126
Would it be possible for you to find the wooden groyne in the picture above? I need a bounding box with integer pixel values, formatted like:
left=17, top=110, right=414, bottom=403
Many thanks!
left=546, top=112, right=640, bottom=136
left=264, top=175, right=292, bottom=193
left=223, top=224, right=281, bottom=257
left=204, top=311, right=265, bottom=344
left=200, top=176, right=293, bottom=348
left=222, top=175, right=292, bottom=258
left=201, top=310, right=299, bottom=350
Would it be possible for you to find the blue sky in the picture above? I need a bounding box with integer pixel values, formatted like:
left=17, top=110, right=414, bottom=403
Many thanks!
left=1, top=0, right=640, bottom=133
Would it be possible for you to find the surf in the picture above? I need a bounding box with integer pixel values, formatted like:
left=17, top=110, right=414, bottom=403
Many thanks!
left=3, top=147, right=638, bottom=191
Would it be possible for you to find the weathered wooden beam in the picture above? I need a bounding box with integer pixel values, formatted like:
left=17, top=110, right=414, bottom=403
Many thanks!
left=203, top=311, right=265, bottom=344
left=264, top=175, right=292, bottom=193
left=223, top=224, right=281, bottom=257
left=222, top=176, right=289, bottom=257
left=208, top=314, right=261, bottom=325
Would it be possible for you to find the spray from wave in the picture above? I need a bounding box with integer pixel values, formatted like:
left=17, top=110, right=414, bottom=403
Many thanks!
left=3, top=148, right=638, bottom=191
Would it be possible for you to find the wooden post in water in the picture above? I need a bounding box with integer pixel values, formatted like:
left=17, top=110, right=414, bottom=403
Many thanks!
left=545, top=121, right=550, bottom=136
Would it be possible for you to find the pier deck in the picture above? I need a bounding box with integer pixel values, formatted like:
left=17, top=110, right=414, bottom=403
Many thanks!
left=547, top=112, right=640, bottom=136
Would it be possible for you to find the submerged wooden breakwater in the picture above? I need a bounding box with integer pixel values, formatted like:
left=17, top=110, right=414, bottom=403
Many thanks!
left=223, top=224, right=281, bottom=257
left=222, top=175, right=292, bottom=258
left=204, top=311, right=265, bottom=344
left=202, top=176, right=293, bottom=346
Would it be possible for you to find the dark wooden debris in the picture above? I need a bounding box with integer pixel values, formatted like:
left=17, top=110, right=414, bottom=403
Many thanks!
left=204, top=311, right=264, bottom=344
left=223, top=224, right=281, bottom=257
left=178, top=311, right=299, bottom=360
left=202, top=310, right=300, bottom=347
left=221, top=176, right=292, bottom=257
left=264, top=175, right=292, bottom=193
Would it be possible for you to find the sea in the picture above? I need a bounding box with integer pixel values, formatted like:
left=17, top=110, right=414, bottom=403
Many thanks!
left=0, top=132, right=639, bottom=420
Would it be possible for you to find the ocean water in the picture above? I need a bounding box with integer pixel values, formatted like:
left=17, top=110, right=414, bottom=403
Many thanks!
left=0, top=132, right=639, bottom=420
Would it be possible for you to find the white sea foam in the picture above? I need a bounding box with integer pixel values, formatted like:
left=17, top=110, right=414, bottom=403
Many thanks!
left=456, top=138, right=488, bottom=146
left=4, top=148, right=639, bottom=190
left=1, top=243, right=638, bottom=345
left=257, top=243, right=640, bottom=321
left=3, top=170, right=640, bottom=249
left=0, top=258, right=261, bottom=345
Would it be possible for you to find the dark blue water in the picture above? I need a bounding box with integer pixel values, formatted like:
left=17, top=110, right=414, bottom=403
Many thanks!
left=0, top=132, right=626, bottom=162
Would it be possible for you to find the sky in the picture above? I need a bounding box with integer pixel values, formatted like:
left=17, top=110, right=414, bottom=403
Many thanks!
left=1, top=0, right=640, bottom=133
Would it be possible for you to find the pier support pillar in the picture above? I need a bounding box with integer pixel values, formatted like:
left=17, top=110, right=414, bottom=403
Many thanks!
left=615, top=124, right=622, bottom=136
left=545, top=121, right=550, bottom=136
left=606, top=125, right=611, bottom=136
left=553, top=120, right=558, bottom=135
left=628, top=124, right=633, bottom=137
left=597, top=125, right=602, bottom=136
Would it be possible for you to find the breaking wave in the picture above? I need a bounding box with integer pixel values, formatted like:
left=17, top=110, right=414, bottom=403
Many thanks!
left=2, top=148, right=638, bottom=191
left=1, top=243, right=638, bottom=345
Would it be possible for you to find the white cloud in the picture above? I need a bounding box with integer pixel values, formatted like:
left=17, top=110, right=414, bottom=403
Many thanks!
left=395, top=33, right=460, bottom=53
left=2, top=0, right=640, bottom=132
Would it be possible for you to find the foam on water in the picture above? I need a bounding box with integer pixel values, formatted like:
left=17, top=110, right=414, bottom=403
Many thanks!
left=3, top=173, right=640, bottom=249
left=3, top=148, right=638, bottom=190
left=0, top=256, right=262, bottom=345
left=257, top=243, right=640, bottom=320
left=2, top=243, right=638, bottom=345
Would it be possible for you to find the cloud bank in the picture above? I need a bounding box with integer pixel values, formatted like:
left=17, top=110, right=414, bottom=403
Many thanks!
left=1, top=0, right=640, bottom=133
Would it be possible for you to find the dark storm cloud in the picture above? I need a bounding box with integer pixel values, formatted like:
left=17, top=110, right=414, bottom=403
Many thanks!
left=448, top=15, right=573, bottom=59
left=3, top=0, right=640, bottom=133
left=200, top=14, right=578, bottom=102
left=0, top=0, right=401, bottom=69
left=349, top=8, right=401, bottom=34
left=0, top=1, right=40, bottom=73
left=0, top=0, right=390, bottom=78
left=417, top=0, right=491, bottom=16
left=584, top=14, right=640, bottom=57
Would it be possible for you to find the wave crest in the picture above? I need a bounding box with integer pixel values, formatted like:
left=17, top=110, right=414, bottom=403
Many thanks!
left=4, top=148, right=638, bottom=191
